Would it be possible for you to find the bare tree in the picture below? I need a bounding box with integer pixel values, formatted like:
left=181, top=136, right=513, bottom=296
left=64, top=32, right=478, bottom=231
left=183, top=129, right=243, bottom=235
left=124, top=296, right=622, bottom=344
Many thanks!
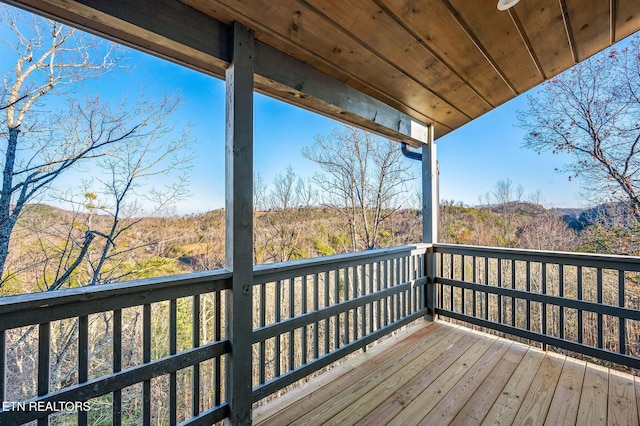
left=482, top=178, right=524, bottom=247
left=0, top=9, right=193, bottom=288
left=0, top=9, right=122, bottom=283
left=270, top=165, right=299, bottom=210
left=302, top=125, right=414, bottom=251
left=519, top=34, right=640, bottom=217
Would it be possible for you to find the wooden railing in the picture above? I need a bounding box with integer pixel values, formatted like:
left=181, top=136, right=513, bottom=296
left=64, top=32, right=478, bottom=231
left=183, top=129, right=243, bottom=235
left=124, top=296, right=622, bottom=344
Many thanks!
left=434, top=244, right=640, bottom=369
left=2, top=242, right=638, bottom=424
left=0, top=244, right=428, bottom=425
left=0, top=270, right=233, bottom=425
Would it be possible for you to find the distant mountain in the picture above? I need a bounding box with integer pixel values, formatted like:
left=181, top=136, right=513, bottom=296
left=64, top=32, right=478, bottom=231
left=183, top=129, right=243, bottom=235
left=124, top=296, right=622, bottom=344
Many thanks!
left=558, top=202, right=637, bottom=231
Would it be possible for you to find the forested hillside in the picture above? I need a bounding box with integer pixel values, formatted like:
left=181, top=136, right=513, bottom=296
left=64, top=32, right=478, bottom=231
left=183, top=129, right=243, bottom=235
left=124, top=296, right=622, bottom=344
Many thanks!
left=4, top=200, right=636, bottom=296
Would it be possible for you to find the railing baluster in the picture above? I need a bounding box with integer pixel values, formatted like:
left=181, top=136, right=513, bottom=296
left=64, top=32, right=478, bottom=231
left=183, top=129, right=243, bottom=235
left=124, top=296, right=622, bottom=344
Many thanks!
left=351, top=265, right=357, bottom=341
left=274, top=280, right=281, bottom=377
left=511, top=259, right=516, bottom=327
left=259, top=284, right=266, bottom=384
left=313, top=273, right=319, bottom=360
left=143, top=304, right=151, bottom=426
left=450, top=254, right=454, bottom=311
left=169, top=299, right=177, bottom=425
left=368, top=262, right=374, bottom=333
left=395, top=257, right=401, bottom=321
left=324, top=271, right=329, bottom=355
left=597, top=268, right=603, bottom=349
left=577, top=266, right=583, bottom=344
left=438, top=253, right=443, bottom=309
left=288, top=278, right=295, bottom=371
left=0, top=330, right=5, bottom=405
left=384, top=260, right=389, bottom=326
left=334, top=269, right=340, bottom=349
left=461, top=254, right=466, bottom=315
left=472, top=256, right=477, bottom=318
left=342, top=268, right=351, bottom=343
left=360, top=264, right=366, bottom=338
left=484, top=257, right=489, bottom=321
left=215, top=290, right=221, bottom=406
left=113, top=309, right=122, bottom=426
left=376, top=261, right=382, bottom=330
left=192, top=296, right=200, bottom=415
left=497, top=258, right=503, bottom=324
left=301, top=275, right=308, bottom=365
left=78, top=315, right=88, bottom=426
left=526, top=262, right=531, bottom=331
left=541, top=263, right=547, bottom=351
left=38, top=322, right=50, bottom=426
left=559, top=265, right=564, bottom=340
left=391, top=260, right=396, bottom=320
left=618, top=270, right=625, bottom=355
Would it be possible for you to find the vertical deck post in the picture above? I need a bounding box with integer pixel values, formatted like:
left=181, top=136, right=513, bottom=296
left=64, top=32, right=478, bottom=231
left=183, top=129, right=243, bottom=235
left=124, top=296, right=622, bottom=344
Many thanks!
left=225, top=22, right=254, bottom=426
left=422, top=124, right=438, bottom=320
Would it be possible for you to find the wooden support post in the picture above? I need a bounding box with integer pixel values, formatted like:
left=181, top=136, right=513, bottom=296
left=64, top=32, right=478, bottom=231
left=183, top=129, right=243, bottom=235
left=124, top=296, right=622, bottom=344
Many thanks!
left=225, top=22, right=254, bottom=426
left=422, top=124, right=438, bottom=320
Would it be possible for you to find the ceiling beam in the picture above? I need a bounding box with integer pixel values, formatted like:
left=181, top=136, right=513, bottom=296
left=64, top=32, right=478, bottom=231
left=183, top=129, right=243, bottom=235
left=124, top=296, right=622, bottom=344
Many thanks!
left=1, top=0, right=429, bottom=146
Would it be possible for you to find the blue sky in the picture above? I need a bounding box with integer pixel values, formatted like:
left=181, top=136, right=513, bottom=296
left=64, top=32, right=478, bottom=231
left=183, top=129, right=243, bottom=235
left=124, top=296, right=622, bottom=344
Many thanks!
left=114, top=50, right=583, bottom=213
left=1, top=5, right=586, bottom=215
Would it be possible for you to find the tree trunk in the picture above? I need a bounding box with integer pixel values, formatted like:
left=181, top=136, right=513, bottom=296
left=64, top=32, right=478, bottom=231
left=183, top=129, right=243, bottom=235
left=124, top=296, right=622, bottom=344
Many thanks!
left=0, top=127, right=20, bottom=281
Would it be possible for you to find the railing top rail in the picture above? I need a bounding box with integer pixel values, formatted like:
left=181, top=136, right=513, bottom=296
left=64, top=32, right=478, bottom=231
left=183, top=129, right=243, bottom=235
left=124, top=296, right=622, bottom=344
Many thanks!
left=434, top=243, right=640, bottom=271
left=253, top=243, right=431, bottom=282
left=0, top=269, right=231, bottom=316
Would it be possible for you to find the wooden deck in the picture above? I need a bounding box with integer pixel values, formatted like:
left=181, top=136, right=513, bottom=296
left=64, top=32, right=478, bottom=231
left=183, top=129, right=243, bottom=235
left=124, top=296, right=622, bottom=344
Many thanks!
left=253, top=320, right=640, bottom=425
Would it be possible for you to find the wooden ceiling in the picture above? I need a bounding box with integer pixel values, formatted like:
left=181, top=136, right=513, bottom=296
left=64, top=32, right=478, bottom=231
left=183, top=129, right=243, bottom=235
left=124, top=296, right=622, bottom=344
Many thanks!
left=182, top=0, right=640, bottom=138
left=4, top=0, right=640, bottom=141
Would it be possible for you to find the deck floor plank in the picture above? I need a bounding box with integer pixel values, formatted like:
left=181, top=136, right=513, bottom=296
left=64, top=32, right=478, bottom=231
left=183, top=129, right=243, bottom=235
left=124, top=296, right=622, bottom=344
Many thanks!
left=544, top=356, right=586, bottom=425
left=284, top=324, right=466, bottom=425
left=635, top=376, right=640, bottom=424
left=255, top=321, right=447, bottom=425
left=328, top=329, right=483, bottom=425
left=607, top=368, right=639, bottom=426
left=448, top=342, right=528, bottom=425
left=511, top=351, right=566, bottom=425
left=480, top=347, right=546, bottom=426
left=419, top=338, right=513, bottom=425
left=349, top=328, right=487, bottom=425
left=253, top=320, right=434, bottom=424
left=252, top=321, right=640, bottom=426
left=577, top=363, right=609, bottom=425
left=291, top=324, right=472, bottom=425
left=389, top=332, right=499, bottom=425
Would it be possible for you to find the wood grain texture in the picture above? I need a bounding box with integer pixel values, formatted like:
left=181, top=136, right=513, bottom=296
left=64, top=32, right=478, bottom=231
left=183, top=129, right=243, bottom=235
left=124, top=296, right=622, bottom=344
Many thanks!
left=9, top=0, right=640, bottom=140
left=577, top=363, right=609, bottom=425
left=254, top=321, right=640, bottom=426
left=564, top=0, right=611, bottom=61
left=608, top=368, right=640, bottom=426
left=544, top=356, right=586, bottom=425
left=419, top=338, right=513, bottom=425
left=511, top=0, right=575, bottom=76
left=449, top=342, right=528, bottom=425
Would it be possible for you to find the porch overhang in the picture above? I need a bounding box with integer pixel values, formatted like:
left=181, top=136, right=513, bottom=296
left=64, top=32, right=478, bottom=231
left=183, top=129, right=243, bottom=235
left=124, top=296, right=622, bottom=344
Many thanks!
left=4, top=0, right=639, bottom=145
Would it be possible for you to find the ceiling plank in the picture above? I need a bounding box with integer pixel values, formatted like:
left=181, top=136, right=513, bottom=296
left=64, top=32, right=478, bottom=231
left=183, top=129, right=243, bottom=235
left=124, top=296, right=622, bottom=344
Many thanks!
left=615, top=0, right=640, bottom=42
left=564, top=0, right=610, bottom=61
left=304, top=0, right=491, bottom=118
left=511, top=0, right=574, bottom=78
left=183, top=0, right=468, bottom=135
left=446, top=0, right=543, bottom=94
left=377, top=0, right=513, bottom=109
left=3, top=0, right=432, bottom=144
